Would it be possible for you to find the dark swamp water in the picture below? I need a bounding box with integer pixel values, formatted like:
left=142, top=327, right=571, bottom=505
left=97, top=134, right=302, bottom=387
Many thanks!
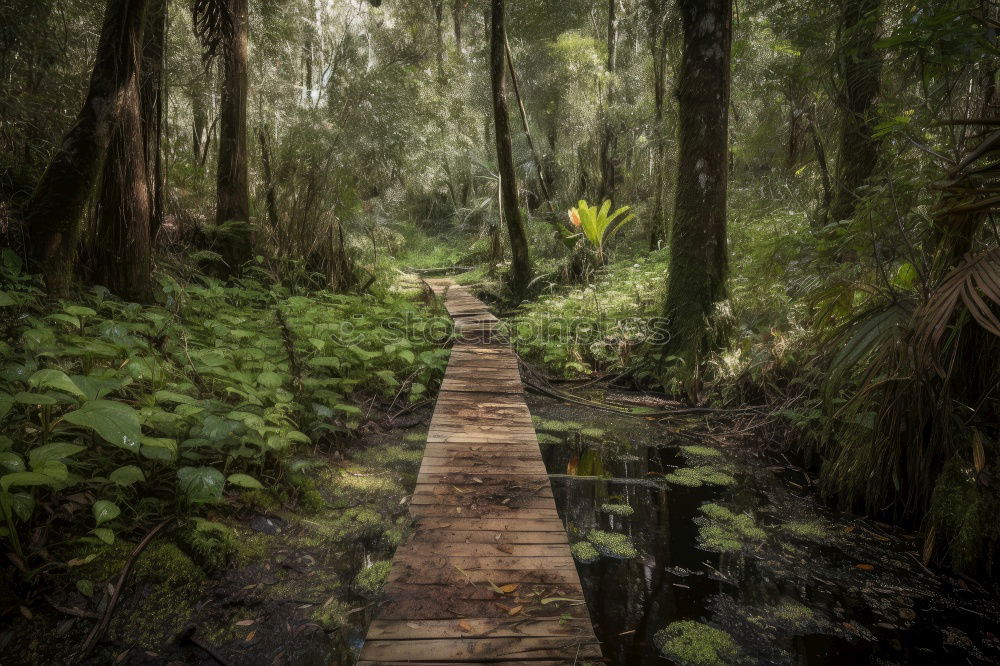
left=527, top=394, right=1000, bottom=665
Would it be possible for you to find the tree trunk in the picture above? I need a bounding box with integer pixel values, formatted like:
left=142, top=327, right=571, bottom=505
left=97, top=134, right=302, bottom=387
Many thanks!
left=828, top=0, right=882, bottom=223
left=597, top=0, right=619, bottom=203
left=22, top=0, right=149, bottom=297
left=648, top=0, right=670, bottom=250
left=215, top=0, right=251, bottom=271
left=661, top=0, right=732, bottom=384
left=258, top=126, right=279, bottom=231
left=452, top=0, right=463, bottom=51
left=141, top=0, right=166, bottom=242
left=489, top=0, right=531, bottom=299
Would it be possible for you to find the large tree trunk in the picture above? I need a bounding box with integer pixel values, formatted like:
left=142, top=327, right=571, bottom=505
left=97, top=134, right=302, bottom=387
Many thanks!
left=828, top=0, right=882, bottom=223
left=489, top=0, right=531, bottom=299
left=452, top=0, right=463, bottom=52
left=597, top=0, right=619, bottom=203
left=215, top=0, right=252, bottom=270
left=93, top=58, right=151, bottom=302
left=661, top=0, right=731, bottom=386
left=22, top=0, right=148, bottom=297
left=141, top=0, right=166, bottom=242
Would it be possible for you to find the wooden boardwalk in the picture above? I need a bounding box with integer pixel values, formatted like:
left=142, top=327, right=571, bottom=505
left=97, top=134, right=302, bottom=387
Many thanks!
left=358, top=280, right=601, bottom=665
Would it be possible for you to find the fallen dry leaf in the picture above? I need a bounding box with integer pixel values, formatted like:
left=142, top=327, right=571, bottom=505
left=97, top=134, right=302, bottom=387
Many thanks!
left=236, top=619, right=255, bottom=626
left=508, top=605, right=523, bottom=616
left=245, top=631, right=256, bottom=642
left=855, top=563, right=875, bottom=571
left=458, top=619, right=473, bottom=633
left=499, top=583, right=519, bottom=593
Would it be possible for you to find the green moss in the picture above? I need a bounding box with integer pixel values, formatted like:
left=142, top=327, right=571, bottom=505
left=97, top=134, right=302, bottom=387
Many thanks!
left=355, top=560, right=392, bottom=596
left=289, top=472, right=325, bottom=512
left=240, top=488, right=281, bottom=511
left=600, top=503, right=635, bottom=517
left=772, top=598, right=814, bottom=626
left=680, top=445, right=722, bottom=458
left=664, top=466, right=735, bottom=488
left=311, top=600, right=351, bottom=631
left=580, top=427, right=605, bottom=439
left=696, top=503, right=767, bottom=553
left=586, top=530, right=638, bottom=558
left=537, top=432, right=562, bottom=445
left=782, top=519, right=827, bottom=541
left=354, top=445, right=424, bottom=470
left=403, top=431, right=427, bottom=443
left=107, top=585, right=196, bottom=649
left=571, top=541, right=601, bottom=563
left=653, top=621, right=741, bottom=666
left=308, top=506, right=393, bottom=544
left=133, top=542, right=205, bottom=586
left=531, top=416, right=584, bottom=433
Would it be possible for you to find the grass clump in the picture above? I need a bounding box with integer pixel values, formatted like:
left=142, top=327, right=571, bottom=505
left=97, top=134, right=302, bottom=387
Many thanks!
left=355, top=560, right=392, bottom=596
left=653, top=620, right=741, bottom=666
left=600, top=503, right=635, bottom=517
left=571, top=541, right=601, bottom=563
left=586, top=529, right=638, bottom=558
left=664, top=466, right=736, bottom=488
left=696, top=503, right=767, bottom=553
left=311, top=600, right=351, bottom=631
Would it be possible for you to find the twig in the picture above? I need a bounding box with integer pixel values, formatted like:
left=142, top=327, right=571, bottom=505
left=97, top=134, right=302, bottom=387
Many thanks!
left=77, top=518, right=174, bottom=660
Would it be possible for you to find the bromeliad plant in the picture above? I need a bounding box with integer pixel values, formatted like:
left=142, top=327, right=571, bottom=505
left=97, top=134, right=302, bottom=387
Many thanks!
left=568, top=199, right=636, bottom=266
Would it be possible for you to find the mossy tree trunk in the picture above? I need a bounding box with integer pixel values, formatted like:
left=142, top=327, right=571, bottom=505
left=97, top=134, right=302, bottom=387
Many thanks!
left=647, top=0, right=670, bottom=250
left=141, top=0, right=167, bottom=242
left=828, top=0, right=882, bottom=223
left=489, top=0, right=531, bottom=299
left=661, top=0, right=732, bottom=386
left=93, top=4, right=152, bottom=303
left=22, top=0, right=148, bottom=297
left=215, top=0, right=252, bottom=272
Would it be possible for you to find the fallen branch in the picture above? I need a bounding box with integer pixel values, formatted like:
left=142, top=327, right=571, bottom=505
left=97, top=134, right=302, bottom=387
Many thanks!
left=77, top=517, right=174, bottom=660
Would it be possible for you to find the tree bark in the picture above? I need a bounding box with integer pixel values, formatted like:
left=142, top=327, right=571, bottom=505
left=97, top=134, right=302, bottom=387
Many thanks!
left=141, top=0, right=166, bottom=242
left=452, top=0, right=463, bottom=52
left=215, top=0, right=252, bottom=270
left=22, top=0, right=149, bottom=297
left=661, top=0, right=732, bottom=382
left=597, top=0, right=619, bottom=203
left=489, top=0, right=531, bottom=299
left=258, top=126, right=279, bottom=232
left=828, top=0, right=882, bottom=223
left=648, top=0, right=670, bottom=250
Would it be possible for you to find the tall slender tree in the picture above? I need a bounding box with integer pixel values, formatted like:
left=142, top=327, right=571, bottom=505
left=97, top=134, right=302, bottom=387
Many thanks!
left=661, top=0, right=732, bottom=388
left=489, top=0, right=531, bottom=298
left=828, top=0, right=882, bottom=223
left=215, top=0, right=251, bottom=270
left=22, top=0, right=149, bottom=297
left=598, top=0, right=620, bottom=203
left=647, top=0, right=670, bottom=249
left=141, top=0, right=167, bottom=241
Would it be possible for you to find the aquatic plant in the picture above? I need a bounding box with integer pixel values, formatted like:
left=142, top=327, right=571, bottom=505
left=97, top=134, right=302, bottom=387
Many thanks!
left=653, top=620, right=741, bottom=666
left=600, top=503, right=635, bottom=517
left=571, top=541, right=601, bottom=563
left=586, top=529, right=638, bottom=558
left=781, top=519, right=828, bottom=541
left=664, top=466, right=736, bottom=488
left=680, top=445, right=723, bottom=459
left=696, top=503, right=767, bottom=553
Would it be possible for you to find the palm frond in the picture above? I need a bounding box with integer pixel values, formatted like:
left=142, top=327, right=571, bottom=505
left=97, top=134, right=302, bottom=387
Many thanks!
left=191, top=0, right=234, bottom=65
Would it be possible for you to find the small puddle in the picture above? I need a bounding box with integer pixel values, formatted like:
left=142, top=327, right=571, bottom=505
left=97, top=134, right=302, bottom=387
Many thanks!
left=528, top=394, right=1000, bottom=665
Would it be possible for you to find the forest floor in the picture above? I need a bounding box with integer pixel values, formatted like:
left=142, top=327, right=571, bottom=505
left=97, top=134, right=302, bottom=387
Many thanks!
left=5, top=273, right=1000, bottom=665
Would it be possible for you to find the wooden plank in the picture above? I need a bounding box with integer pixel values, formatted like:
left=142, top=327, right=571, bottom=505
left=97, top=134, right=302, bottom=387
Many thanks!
left=360, top=279, right=599, bottom=664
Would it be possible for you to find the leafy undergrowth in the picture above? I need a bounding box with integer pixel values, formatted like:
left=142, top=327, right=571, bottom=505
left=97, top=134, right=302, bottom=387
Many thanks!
left=0, top=250, right=449, bottom=582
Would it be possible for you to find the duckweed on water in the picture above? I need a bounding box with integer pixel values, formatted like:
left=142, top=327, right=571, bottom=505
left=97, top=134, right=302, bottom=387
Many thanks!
left=600, top=503, right=635, bottom=517
left=680, top=445, right=722, bottom=458
left=664, top=466, right=736, bottom=488
left=696, top=503, right=767, bottom=553
left=571, top=541, right=601, bottom=563
left=355, top=560, right=392, bottom=596
left=587, top=529, right=638, bottom=558
left=653, top=620, right=741, bottom=666
left=531, top=416, right=584, bottom=433
left=782, top=519, right=828, bottom=541
left=580, top=427, right=605, bottom=439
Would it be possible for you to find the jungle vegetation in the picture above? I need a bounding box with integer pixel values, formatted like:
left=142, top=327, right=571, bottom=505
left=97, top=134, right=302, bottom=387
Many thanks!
left=0, top=0, right=998, bottom=658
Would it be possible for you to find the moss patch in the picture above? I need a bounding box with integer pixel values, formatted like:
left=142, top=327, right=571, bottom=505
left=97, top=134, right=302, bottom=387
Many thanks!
left=696, top=503, right=767, bottom=553
left=680, top=445, right=722, bottom=458
left=531, top=416, right=584, bottom=433
left=600, top=503, right=635, bottom=517
left=580, top=427, right=605, bottom=439
left=133, top=542, right=206, bottom=586
left=782, top=519, right=828, bottom=541
left=355, top=560, right=392, bottom=596
left=311, top=600, right=351, bottom=631
left=653, top=620, right=741, bottom=666
left=571, top=541, right=601, bottom=563
left=664, top=466, right=735, bottom=488
left=586, top=530, right=638, bottom=558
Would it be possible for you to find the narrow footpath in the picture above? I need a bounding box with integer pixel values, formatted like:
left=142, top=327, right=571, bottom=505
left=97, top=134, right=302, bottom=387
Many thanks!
left=358, top=279, right=602, bottom=664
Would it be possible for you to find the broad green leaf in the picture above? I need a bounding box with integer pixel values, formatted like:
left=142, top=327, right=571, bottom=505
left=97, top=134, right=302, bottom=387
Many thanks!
left=63, top=400, right=141, bottom=451
left=177, top=466, right=225, bottom=504
left=76, top=579, right=94, bottom=597
left=92, top=528, right=115, bottom=544
left=227, top=473, right=264, bottom=489
left=153, top=390, right=196, bottom=405
left=0, top=452, right=24, bottom=473
left=63, top=305, right=97, bottom=317
left=1, top=471, right=59, bottom=492
left=29, top=442, right=85, bottom=470
left=29, top=369, right=87, bottom=399
left=0, top=291, right=14, bottom=306
left=14, top=392, right=58, bottom=405
left=10, top=492, right=34, bottom=521
left=92, top=500, right=120, bottom=526
left=109, top=465, right=145, bottom=487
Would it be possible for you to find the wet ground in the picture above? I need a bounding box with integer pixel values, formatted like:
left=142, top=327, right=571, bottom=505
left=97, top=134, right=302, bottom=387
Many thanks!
left=528, top=393, right=1000, bottom=665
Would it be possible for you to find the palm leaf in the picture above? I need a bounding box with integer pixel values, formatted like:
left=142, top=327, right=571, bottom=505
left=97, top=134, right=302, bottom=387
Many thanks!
left=192, top=0, right=235, bottom=64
